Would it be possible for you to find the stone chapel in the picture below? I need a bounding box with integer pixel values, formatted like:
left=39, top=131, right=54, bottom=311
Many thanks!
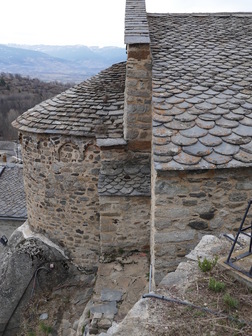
left=13, top=0, right=252, bottom=284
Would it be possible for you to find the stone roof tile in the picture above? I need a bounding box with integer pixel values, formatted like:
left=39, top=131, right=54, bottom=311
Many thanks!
left=149, top=13, right=252, bottom=170
left=12, top=62, right=126, bottom=139
left=0, top=166, right=27, bottom=219
left=124, top=0, right=150, bottom=44
left=98, top=157, right=151, bottom=197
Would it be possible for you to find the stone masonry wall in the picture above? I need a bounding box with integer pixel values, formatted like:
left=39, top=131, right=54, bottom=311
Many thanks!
left=20, top=132, right=101, bottom=268
left=124, top=44, right=152, bottom=145
left=100, top=196, right=151, bottom=258
left=100, top=147, right=151, bottom=258
left=152, top=167, right=252, bottom=284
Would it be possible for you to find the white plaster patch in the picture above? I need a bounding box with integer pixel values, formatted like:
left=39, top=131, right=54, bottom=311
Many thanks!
left=17, top=221, right=68, bottom=259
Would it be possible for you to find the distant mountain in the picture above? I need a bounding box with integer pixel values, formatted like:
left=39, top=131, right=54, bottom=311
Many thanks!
left=24, top=45, right=126, bottom=63
left=0, top=44, right=126, bottom=83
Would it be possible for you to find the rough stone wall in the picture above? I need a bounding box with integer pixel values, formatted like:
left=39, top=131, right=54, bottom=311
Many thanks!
left=124, top=44, right=152, bottom=145
left=152, top=167, right=252, bottom=284
left=100, top=147, right=151, bottom=257
left=20, top=132, right=101, bottom=268
left=100, top=196, right=151, bottom=258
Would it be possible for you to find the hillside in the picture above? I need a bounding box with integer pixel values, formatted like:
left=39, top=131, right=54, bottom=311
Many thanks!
left=0, top=73, right=70, bottom=140
left=0, top=44, right=126, bottom=83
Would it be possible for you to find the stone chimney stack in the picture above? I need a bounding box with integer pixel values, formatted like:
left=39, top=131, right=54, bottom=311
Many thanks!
left=124, top=0, right=152, bottom=150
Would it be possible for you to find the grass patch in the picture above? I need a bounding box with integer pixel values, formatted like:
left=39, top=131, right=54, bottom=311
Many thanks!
left=39, top=321, right=53, bottom=335
left=208, top=277, right=226, bottom=292
left=223, top=293, right=239, bottom=310
left=27, top=332, right=36, bottom=336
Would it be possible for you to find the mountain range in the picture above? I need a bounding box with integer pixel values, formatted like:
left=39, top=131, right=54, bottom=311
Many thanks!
left=0, top=44, right=126, bottom=83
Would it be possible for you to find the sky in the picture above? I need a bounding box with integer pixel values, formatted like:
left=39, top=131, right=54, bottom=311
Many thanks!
left=1, top=0, right=251, bottom=47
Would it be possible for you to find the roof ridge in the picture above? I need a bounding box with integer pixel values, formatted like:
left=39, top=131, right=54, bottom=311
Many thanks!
left=147, top=12, right=252, bottom=17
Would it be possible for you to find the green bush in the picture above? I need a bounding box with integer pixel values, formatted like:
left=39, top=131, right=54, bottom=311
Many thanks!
left=198, top=256, right=218, bottom=272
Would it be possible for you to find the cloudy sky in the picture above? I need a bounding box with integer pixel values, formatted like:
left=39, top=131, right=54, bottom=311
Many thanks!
left=1, top=0, right=251, bottom=47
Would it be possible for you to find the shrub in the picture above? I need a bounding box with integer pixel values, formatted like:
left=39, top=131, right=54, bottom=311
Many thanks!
left=198, top=256, right=218, bottom=272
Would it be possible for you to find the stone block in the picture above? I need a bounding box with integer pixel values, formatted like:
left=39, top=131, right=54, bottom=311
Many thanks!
left=126, top=104, right=149, bottom=115
left=182, top=199, right=198, bottom=206
left=198, top=204, right=215, bottom=220
left=155, top=230, right=195, bottom=243
left=236, top=181, right=252, bottom=190
left=90, top=302, right=117, bottom=316
left=155, top=180, right=189, bottom=196
left=228, top=192, right=247, bottom=202
left=101, top=288, right=123, bottom=302
left=154, top=218, right=172, bottom=230
left=154, top=243, right=176, bottom=257
left=188, top=220, right=208, bottom=230
left=155, top=207, right=191, bottom=219
left=98, top=318, right=112, bottom=329
left=189, top=191, right=206, bottom=198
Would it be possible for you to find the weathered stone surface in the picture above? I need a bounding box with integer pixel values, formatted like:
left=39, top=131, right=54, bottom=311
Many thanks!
left=124, top=44, right=152, bottom=143
left=228, top=192, right=247, bottom=202
left=186, top=235, right=230, bottom=261
left=198, top=205, right=215, bottom=220
left=21, top=133, right=101, bottom=267
left=153, top=167, right=252, bottom=283
left=101, top=288, right=123, bottom=302
left=156, top=207, right=191, bottom=220
left=100, top=195, right=150, bottom=256
left=0, top=227, right=72, bottom=335
left=188, top=220, right=208, bottom=230
left=155, top=230, right=195, bottom=243
left=90, top=302, right=117, bottom=316
left=155, top=180, right=189, bottom=196
left=104, top=235, right=232, bottom=335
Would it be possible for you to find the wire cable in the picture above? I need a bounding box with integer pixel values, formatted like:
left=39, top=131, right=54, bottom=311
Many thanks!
left=142, top=293, right=252, bottom=327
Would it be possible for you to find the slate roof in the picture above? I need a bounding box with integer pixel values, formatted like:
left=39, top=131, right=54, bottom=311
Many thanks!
left=125, top=0, right=150, bottom=44
left=98, top=157, right=151, bottom=196
left=148, top=13, right=252, bottom=170
left=0, top=166, right=27, bottom=219
left=12, top=62, right=126, bottom=142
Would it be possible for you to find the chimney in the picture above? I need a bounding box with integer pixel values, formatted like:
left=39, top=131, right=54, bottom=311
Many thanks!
left=124, top=0, right=152, bottom=150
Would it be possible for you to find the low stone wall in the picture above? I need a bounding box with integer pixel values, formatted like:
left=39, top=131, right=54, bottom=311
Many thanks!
left=152, top=167, right=252, bottom=284
left=100, top=196, right=151, bottom=257
left=20, top=132, right=101, bottom=268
